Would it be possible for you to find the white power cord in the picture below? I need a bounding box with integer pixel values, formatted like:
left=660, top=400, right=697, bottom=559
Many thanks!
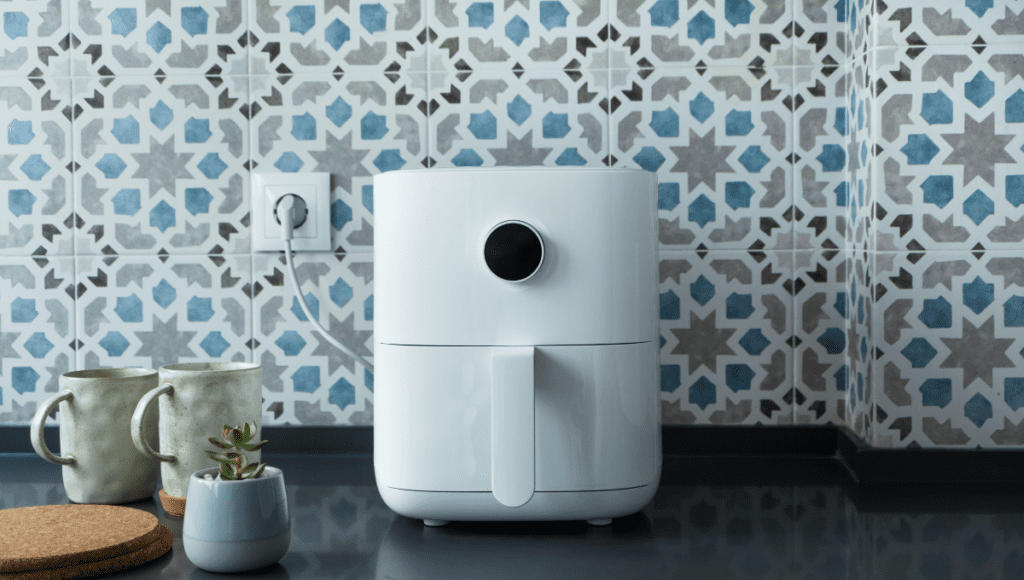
left=278, top=194, right=374, bottom=374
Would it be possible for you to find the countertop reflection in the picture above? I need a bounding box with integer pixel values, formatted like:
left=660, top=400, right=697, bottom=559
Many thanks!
left=2, top=452, right=1024, bottom=579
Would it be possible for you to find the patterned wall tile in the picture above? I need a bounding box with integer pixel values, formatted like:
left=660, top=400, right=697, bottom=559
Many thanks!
left=794, top=66, right=847, bottom=251
left=609, top=0, right=793, bottom=69
left=612, top=66, right=792, bottom=251
left=873, top=46, right=1024, bottom=253
left=250, top=72, right=427, bottom=254
left=794, top=250, right=847, bottom=426
left=428, top=69, right=608, bottom=168
left=0, top=0, right=70, bottom=77
left=427, top=0, right=606, bottom=71
left=794, top=0, right=847, bottom=67
left=659, top=251, right=793, bottom=426
left=249, top=0, right=425, bottom=75
left=847, top=249, right=871, bottom=441
left=875, top=1, right=1024, bottom=49
left=0, top=77, right=73, bottom=256
left=848, top=52, right=870, bottom=252
left=75, top=255, right=251, bottom=371
left=252, top=252, right=373, bottom=426
left=71, top=0, right=248, bottom=76
left=873, top=251, right=1024, bottom=449
left=846, top=0, right=869, bottom=60
left=72, top=75, right=250, bottom=255
left=0, top=257, right=75, bottom=425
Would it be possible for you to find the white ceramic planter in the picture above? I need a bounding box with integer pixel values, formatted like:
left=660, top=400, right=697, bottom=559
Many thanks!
left=182, top=466, right=290, bottom=573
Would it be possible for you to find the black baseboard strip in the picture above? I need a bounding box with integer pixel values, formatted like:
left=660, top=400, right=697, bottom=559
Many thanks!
left=835, top=423, right=1024, bottom=485
left=661, top=424, right=838, bottom=455
left=4, top=424, right=1024, bottom=487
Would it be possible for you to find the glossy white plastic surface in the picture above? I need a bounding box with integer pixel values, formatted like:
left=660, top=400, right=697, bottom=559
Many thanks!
left=491, top=347, right=535, bottom=507
left=372, top=167, right=659, bottom=523
left=374, top=168, right=658, bottom=346
left=374, top=342, right=659, bottom=493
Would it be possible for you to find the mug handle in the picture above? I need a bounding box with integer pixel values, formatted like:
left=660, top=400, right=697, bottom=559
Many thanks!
left=131, top=381, right=176, bottom=463
left=30, top=390, right=75, bottom=466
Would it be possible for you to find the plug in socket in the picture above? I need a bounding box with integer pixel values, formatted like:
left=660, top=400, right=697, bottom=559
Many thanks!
left=252, top=173, right=331, bottom=252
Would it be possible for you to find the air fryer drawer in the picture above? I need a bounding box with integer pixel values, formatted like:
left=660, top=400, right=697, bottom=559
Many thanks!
left=374, top=342, right=660, bottom=493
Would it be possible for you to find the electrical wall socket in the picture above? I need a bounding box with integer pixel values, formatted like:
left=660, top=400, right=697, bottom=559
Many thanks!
left=252, top=172, right=331, bottom=252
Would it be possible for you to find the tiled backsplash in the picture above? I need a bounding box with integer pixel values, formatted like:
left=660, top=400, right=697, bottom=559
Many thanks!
left=2, top=0, right=1023, bottom=449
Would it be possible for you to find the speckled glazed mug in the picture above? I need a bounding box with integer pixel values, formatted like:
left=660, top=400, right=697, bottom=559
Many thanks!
left=130, top=362, right=262, bottom=515
left=30, top=368, right=161, bottom=504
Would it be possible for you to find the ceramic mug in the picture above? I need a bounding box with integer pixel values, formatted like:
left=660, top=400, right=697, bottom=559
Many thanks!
left=30, top=368, right=161, bottom=504
left=130, top=362, right=263, bottom=507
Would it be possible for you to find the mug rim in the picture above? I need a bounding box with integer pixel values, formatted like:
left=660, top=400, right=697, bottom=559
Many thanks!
left=160, top=362, right=261, bottom=374
left=62, top=368, right=158, bottom=381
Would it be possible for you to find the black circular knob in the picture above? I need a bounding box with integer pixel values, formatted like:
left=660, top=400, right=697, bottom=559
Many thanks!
left=484, top=221, right=544, bottom=282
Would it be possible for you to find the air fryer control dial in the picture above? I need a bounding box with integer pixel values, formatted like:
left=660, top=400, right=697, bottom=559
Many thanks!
left=484, top=221, right=544, bottom=282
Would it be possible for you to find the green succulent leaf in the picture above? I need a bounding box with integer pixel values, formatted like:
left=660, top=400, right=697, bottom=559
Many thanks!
left=239, top=463, right=259, bottom=477
left=220, top=462, right=235, bottom=479
left=239, top=440, right=268, bottom=452
left=205, top=450, right=233, bottom=464
left=251, top=464, right=267, bottom=478
left=208, top=437, right=233, bottom=450
left=243, top=422, right=251, bottom=441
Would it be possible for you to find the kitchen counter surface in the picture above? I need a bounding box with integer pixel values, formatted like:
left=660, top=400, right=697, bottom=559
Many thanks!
left=3, top=452, right=1024, bottom=579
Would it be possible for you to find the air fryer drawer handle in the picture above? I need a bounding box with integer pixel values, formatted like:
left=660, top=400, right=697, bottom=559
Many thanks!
left=491, top=346, right=535, bottom=507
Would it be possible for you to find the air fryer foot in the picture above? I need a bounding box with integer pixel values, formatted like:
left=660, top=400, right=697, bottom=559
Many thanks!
left=586, top=518, right=612, bottom=526
left=423, top=519, right=449, bottom=527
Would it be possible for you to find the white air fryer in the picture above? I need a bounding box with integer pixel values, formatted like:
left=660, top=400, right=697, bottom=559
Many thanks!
left=373, top=167, right=661, bottom=526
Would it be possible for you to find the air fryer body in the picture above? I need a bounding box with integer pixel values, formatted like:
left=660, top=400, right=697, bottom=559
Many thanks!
left=373, top=167, right=661, bottom=522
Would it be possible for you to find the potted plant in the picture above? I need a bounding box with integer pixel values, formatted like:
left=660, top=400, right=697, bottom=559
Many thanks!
left=181, top=421, right=291, bottom=573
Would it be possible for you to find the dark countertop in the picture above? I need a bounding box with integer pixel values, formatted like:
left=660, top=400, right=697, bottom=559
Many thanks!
left=3, top=452, right=1024, bottom=579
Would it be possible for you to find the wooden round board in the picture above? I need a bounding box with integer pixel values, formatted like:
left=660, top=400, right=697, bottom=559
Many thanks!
left=0, top=504, right=169, bottom=575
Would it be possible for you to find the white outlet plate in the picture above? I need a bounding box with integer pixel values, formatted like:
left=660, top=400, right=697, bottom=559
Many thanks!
left=252, top=172, right=331, bottom=252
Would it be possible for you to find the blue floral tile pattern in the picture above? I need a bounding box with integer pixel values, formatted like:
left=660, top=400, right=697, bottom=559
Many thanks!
left=873, top=46, right=1024, bottom=252
left=610, top=0, right=792, bottom=69
left=794, top=0, right=847, bottom=67
left=846, top=0, right=870, bottom=60
left=0, top=77, right=73, bottom=255
left=0, top=0, right=70, bottom=77
left=249, top=0, right=425, bottom=75
left=794, top=250, right=847, bottom=426
left=428, top=0, right=606, bottom=71
left=75, top=255, right=251, bottom=370
left=428, top=69, right=608, bottom=168
left=252, top=252, right=373, bottom=426
left=847, top=249, right=871, bottom=442
left=794, top=66, right=847, bottom=250
left=875, top=0, right=1024, bottom=49
left=659, top=251, right=793, bottom=425
left=873, top=251, right=1024, bottom=448
left=249, top=72, right=427, bottom=254
left=848, top=54, right=871, bottom=252
left=72, top=75, right=250, bottom=254
left=0, top=257, right=75, bottom=425
left=71, top=0, right=248, bottom=76
left=612, top=66, right=792, bottom=250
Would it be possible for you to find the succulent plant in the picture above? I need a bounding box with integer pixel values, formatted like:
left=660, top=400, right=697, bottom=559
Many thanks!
left=204, top=421, right=269, bottom=480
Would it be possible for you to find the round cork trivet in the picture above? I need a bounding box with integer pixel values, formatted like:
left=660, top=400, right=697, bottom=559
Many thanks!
left=157, top=488, right=186, bottom=518
left=0, top=504, right=164, bottom=574
left=0, top=524, right=172, bottom=580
